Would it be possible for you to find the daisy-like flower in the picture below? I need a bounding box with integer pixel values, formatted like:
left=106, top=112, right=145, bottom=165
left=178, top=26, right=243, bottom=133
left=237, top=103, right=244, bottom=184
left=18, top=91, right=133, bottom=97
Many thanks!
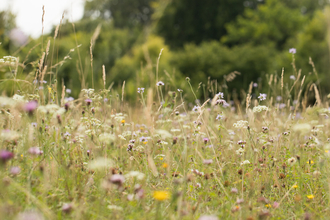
left=307, top=195, right=314, bottom=199
left=156, top=81, right=164, bottom=86
left=258, top=93, right=267, bottom=101
left=153, top=191, right=170, bottom=201
left=216, top=92, right=224, bottom=99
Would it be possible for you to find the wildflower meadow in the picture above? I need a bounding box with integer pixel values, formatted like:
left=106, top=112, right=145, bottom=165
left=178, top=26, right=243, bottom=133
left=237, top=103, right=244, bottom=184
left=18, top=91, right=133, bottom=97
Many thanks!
left=0, top=43, right=329, bottom=220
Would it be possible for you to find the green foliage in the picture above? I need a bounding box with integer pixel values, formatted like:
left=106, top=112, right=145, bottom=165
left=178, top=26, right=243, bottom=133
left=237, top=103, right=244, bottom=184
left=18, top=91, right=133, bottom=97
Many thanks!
left=171, top=41, right=275, bottom=95
left=83, top=0, right=154, bottom=28
left=222, top=0, right=306, bottom=49
left=0, top=11, right=16, bottom=54
left=156, top=0, right=259, bottom=48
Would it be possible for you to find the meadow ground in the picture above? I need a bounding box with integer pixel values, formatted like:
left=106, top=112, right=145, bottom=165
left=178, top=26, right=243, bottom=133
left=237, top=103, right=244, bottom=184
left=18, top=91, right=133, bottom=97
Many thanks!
left=0, top=52, right=330, bottom=220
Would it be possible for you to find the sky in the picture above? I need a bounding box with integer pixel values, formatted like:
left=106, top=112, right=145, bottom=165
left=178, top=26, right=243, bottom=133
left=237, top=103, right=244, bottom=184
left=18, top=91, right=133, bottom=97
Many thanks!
left=0, top=0, right=85, bottom=38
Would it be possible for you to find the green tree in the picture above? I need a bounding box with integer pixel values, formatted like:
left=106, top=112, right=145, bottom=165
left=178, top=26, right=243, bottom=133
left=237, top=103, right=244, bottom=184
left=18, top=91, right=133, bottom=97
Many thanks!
left=0, top=10, right=16, bottom=54
left=83, top=0, right=154, bottom=28
left=222, top=0, right=306, bottom=49
left=156, top=0, right=259, bottom=49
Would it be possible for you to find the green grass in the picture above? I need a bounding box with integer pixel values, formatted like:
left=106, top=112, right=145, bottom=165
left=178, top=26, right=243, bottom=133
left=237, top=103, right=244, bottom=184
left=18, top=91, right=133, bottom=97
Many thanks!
left=0, top=49, right=330, bottom=220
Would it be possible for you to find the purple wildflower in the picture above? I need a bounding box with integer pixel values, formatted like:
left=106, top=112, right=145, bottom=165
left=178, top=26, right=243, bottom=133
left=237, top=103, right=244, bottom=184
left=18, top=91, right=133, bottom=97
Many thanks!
left=85, top=99, right=92, bottom=106
left=24, top=101, right=38, bottom=115
left=289, top=48, right=296, bottom=54
left=0, top=150, right=14, bottom=163
left=10, top=166, right=21, bottom=175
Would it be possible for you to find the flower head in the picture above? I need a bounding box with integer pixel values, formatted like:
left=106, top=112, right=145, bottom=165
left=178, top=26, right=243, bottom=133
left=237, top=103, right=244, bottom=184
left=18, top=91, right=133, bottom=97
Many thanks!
left=110, top=174, right=125, bottom=186
left=10, top=166, right=20, bottom=175
left=153, top=191, right=170, bottom=201
left=0, top=150, right=14, bottom=163
left=258, top=93, right=267, bottom=101
left=85, top=99, right=92, bottom=106
left=137, top=88, right=145, bottom=93
left=25, top=101, right=38, bottom=115
left=156, top=81, right=164, bottom=86
left=289, top=48, right=296, bottom=54
left=307, top=195, right=314, bottom=199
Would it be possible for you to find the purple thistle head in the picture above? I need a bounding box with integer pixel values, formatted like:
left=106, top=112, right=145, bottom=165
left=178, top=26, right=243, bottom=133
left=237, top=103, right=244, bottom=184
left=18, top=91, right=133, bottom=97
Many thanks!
left=0, top=150, right=14, bottom=163
left=85, top=99, right=92, bottom=106
left=110, top=174, right=125, bottom=186
left=24, top=101, right=38, bottom=115
left=10, top=166, right=20, bottom=175
left=203, top=138, right=209, bottom=144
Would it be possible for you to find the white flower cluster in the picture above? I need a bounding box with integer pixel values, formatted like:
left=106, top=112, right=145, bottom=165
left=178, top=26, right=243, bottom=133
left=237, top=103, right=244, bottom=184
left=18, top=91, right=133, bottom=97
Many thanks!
left=233, top=120, right=248, bottom=128
left=0, top=56, right=18, bottom=66
left=253, top=105, right=269, bottom=113
left=125, top=171, right=145, bottom=180
left=99, top=133, right=116, bottom=144
left=240, top=160, right=250, bottom=165
left=236, top=148, right=245, bottom=155
left=38, top=104, right=65, bottom=116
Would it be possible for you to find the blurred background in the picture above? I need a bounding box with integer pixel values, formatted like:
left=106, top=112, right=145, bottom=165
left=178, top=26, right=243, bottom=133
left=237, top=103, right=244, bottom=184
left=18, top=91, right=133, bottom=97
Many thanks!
left=0, top=0, right=329, bottom=101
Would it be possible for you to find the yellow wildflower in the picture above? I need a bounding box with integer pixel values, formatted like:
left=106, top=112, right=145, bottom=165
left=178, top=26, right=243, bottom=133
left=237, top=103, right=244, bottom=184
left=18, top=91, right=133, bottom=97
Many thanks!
left=153, top=191, right=170, bottom=201
left=265, top=204, right=271, bottom=208
left=162, top=163, right=168, bottom=168
left=307, top=160, right=314, bottom=164
left=293, top=185, right=298, bottom=189
left=307, top=195, right=314, bottom=199
left=121, top=119, right=125, bottom=124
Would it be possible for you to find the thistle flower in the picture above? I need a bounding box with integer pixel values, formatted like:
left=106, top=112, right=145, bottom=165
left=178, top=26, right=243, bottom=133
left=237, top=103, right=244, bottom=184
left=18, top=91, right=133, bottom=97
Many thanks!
left=10, top=166, right=20, bottom=175
left=110, top=174, right=125, bottom=186
left=85, top=99, right=92, bottom=106
left=24, top=101, right=38, bottom=115
left=203, top=138, right=209, bottom=144
left=0, top=150, right=14, bottom=163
